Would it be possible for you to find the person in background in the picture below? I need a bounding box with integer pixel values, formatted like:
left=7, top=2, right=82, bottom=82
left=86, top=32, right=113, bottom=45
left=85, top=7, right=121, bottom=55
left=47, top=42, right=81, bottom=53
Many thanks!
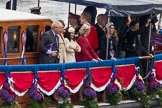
left=123, top=19, right=151, bottom=57
left=6, top=0, right=11, bottom=9
left=95, top=14, right=108, bottom=59
left=68, top=12, right=81, bottom=37
left=106, top=23, right=119, bottom=59
left=58, top=20, right=67, bottom=63
left=64, top=27, right=81, bottom=63
left=39, top=21, right=61, bottom=64
left=80, top=12, right=99, bottom=54
left=83, top=6, right=97, bottom=25
left=30, top=7, right=41, bottom=15
left=76, top=23, right=101, bottom=62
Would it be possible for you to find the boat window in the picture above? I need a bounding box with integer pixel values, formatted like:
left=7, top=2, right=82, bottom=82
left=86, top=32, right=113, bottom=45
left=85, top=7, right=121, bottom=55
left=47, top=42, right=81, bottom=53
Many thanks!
left=26, top=25, right=39, bottom=52
left=7, top=26, right=20, bottom=53
left=0, top=27, right=2, bottom=54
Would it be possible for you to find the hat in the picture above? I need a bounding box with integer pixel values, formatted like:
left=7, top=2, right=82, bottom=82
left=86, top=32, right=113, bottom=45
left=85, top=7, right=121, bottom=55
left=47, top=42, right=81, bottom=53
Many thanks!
left=30, top=7, right=41, bottom=15
left=68, top=12, right=80, bottom=19
left=68, top=27, right=75, bottom=33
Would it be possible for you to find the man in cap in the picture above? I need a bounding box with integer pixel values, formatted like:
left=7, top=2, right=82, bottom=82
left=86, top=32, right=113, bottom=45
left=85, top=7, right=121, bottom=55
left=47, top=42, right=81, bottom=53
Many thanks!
left=30, top=7, right=41, bottom=15
left=68, top=12, right=81, bottom=37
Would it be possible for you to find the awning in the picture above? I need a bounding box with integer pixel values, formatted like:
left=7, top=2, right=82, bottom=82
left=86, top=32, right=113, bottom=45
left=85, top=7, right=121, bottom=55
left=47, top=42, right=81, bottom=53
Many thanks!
left=52, top=0, right=162, bottom=16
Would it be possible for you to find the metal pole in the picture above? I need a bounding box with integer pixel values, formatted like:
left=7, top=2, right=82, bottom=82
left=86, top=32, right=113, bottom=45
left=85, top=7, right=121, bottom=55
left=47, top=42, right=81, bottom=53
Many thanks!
left=75, top=4, right=77, bottom=14
left=10, top=0, right=12, bottom=9
left=67, top=3, right=71, bottom=27
left=38, top=0, right=40, bottom=7
left=158, top=13, right=162, bottom=30
left=145, top=14, right=152, bottom=77
left=106, top=10, right=111, bottom=59
left=11, top=0, right=17, bottom=10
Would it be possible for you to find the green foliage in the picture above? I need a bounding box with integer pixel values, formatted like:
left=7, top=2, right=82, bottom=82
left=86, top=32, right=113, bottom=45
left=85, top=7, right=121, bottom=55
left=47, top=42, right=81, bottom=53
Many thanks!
left=106, top=91, right=122, bottom=105
left=81, top=97, right=99, bottom=108
left=25, top=100, right=45, bottom=108
left=148, top=88, right=159, bottom=98
left=140, top=92, right=150, bottom=108
left=147, top=86, right=162, bottom=107
left=57, top=101, right=73, bottom=108
left=158, top=89, right=162, bottom=106
left=0, top=100, right=21, bottom=108
left=129, top=88, right=150, bottom=108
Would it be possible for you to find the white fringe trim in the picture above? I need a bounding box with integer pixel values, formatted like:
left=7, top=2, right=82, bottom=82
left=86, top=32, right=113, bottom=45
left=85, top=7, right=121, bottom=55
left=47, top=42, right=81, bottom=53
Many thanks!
left=158, top=80, right=162, bottom=84
left=38, top=80, right=61, bottom=96
left=122, top=75, right=136, bottom=91
left=0, top=85, right=3, bottom=90
left=10, top=86, right=28, bottom=96
left=90, top=79, right=111, bottom=92
left=153, top=69, right=162, bottom=84
left=65, top=79, right=84, bottom=93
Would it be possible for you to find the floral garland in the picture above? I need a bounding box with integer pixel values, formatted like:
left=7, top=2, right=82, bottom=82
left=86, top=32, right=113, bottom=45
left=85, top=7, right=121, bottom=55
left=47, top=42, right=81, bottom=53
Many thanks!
left=148, top=69, right=162, bottom=106
left=129, top=67, right=150, bottom=108
left=106, top=79, right=122, bottom=105
left=82, top=76, right=99, bottom=108
left=105, top=66, right=122, bottom=105
left=28, top=83, right=44, bottom=101
left=56, top=84, right=73, bottom=108
left=0, top=80, right=21, bottom=108
left=26, top=80, right=45, bottom=108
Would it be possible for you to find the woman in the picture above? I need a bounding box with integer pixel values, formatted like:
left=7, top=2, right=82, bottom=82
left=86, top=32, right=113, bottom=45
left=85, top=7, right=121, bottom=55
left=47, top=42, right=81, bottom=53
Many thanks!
left=76, top=23, right=101, bottom=62
left=100, top=23, right=118, bottom=59
left=107, top=23, right=118, bottom=59
left=58, top=20, right=67, bottom=63
left=64, top=27, right=81, bottom=62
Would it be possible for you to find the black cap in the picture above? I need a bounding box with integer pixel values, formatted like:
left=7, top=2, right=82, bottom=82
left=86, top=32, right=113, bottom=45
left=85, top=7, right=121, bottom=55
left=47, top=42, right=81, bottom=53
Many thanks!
left=30, top=7, right=41, bottom=15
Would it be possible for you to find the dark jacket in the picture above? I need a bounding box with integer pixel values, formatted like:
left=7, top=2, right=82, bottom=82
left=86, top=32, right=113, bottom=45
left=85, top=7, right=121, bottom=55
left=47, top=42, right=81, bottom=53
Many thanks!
left=123, top=27, right=148, bottom=57
left=94, top=23, right=106, bottom=59
left=39, top=30, right=59, bottom=64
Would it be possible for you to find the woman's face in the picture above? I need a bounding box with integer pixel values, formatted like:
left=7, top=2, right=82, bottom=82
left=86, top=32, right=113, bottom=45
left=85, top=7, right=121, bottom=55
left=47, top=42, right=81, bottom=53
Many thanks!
left=85, top=29, right=90, bottom=37
left=132, top=23, right=139, bottom=31
left=69, top=17, right=77, bottom=26
left=70, top=32, right=75, bottom=39
left=109, top=25, right=115, bottom=35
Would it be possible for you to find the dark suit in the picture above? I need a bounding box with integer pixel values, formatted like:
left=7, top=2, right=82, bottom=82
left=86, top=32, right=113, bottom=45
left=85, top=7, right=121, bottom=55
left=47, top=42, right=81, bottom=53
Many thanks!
left=39, top=30, right=59, bottom=64
left=124, top=27, right=148, bottom=57
left=95, top=23, right=106, bottom=59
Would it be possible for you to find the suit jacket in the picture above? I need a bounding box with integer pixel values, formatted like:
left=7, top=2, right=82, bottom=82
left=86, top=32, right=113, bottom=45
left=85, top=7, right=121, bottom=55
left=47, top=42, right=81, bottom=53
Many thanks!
left=39, top=30, right=59, bottom=64
left=94, top=23, right=106, bottom=59
left=124, top=27, right=148, bottom=57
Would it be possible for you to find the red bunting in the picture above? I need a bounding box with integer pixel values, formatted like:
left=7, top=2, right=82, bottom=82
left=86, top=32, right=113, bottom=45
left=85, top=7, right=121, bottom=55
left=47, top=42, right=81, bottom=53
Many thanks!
left=0, top=72, right=6, bottom=87
left=10, top=72, right=34, bottom=93
left=154, top=61, right=162, bottom=80
left=65, top=69, right=86, bottom=90
left=91, top=67, right=112, bottom=88
left=116, top=64, right=136, bottom=89
left=37, top=71, right=60, bottom=92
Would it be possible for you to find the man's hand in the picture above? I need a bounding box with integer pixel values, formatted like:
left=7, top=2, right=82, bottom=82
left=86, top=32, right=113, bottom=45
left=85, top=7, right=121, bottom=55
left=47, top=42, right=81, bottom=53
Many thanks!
left=51, top=51, right=57, bottom=57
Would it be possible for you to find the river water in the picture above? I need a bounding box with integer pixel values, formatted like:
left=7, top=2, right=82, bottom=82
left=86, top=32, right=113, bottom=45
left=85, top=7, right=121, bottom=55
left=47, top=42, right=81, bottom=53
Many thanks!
left=0, top=0, right=106, bottom=26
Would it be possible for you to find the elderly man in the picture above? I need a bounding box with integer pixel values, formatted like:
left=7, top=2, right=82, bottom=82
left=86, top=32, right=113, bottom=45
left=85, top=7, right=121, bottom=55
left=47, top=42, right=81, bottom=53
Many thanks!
left=39, top=21, right=62, bottom=64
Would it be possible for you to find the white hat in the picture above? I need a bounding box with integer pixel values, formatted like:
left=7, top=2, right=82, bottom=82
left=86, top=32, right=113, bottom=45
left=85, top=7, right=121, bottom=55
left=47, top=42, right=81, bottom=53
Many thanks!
left=68, top=27, right=75, bottom=33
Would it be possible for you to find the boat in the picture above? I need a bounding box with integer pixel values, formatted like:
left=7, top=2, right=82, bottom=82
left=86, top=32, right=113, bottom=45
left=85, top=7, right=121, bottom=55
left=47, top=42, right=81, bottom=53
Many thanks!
left=0, top=8, right=52, bottom=65
left=0, top=1, right=162, bottom=107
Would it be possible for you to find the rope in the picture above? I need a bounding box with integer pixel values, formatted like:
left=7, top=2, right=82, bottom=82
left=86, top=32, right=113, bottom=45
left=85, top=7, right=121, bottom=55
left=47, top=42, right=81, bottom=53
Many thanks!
left=142, top=71, right=151, bottom=80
